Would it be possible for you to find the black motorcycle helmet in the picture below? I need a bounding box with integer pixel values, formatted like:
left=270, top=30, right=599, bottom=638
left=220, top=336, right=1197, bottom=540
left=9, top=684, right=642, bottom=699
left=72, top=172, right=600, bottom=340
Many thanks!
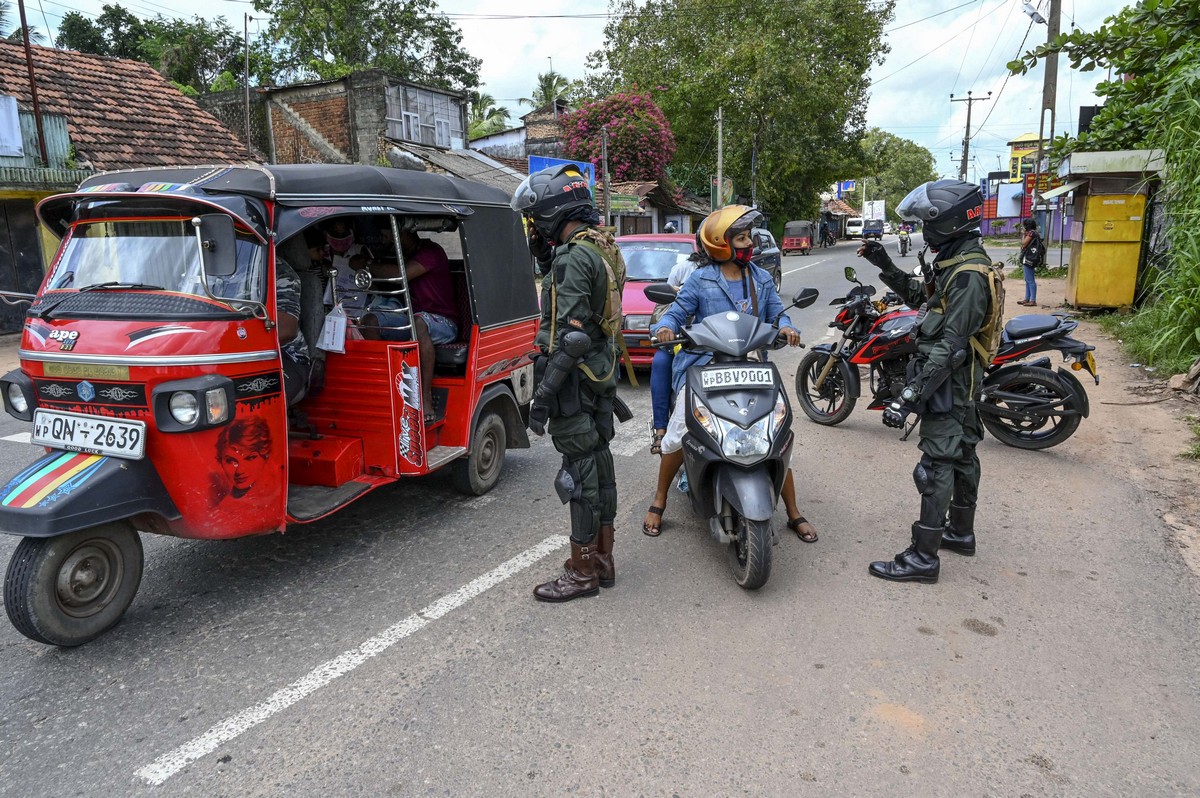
left=896, top=179, right=983, bottom=249
left=509, top=164, right=595, bottom=243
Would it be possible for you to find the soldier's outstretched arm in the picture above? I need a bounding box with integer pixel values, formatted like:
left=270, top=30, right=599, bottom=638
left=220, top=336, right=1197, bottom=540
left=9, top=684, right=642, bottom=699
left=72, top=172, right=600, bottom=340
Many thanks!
left=858, top=241, right=924, bottom=306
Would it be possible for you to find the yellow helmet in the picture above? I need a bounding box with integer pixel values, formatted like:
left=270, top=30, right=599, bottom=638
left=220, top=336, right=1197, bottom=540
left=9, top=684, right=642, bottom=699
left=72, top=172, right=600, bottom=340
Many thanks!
left=698, top=205, right=762, bottom=262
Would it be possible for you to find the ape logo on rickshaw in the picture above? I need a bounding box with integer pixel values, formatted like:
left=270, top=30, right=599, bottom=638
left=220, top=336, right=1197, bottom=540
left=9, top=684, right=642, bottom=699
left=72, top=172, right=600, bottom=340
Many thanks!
left=48, top=329, right=79, bottom=350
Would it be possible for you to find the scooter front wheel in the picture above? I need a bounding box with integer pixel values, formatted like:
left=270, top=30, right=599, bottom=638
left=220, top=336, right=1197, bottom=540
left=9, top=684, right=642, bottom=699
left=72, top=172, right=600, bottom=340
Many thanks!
left=979, top=367, right=1082, bottom=450
left=729, top=515, right=773, bottom=590
left=796, top=351, right=857, bottom=425
left=4, top=521, right=143, bottom=647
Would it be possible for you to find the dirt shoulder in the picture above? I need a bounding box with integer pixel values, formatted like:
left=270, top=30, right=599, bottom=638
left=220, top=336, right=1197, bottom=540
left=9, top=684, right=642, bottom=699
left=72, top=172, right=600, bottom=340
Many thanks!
left=1018, top=275, right=1200, bottom=583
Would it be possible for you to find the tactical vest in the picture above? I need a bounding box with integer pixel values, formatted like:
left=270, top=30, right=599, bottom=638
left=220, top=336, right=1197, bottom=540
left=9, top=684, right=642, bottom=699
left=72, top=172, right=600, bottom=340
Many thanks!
left=551, top=226, right=637, bottom=385
left=934, top=250, right=1006, bottom=365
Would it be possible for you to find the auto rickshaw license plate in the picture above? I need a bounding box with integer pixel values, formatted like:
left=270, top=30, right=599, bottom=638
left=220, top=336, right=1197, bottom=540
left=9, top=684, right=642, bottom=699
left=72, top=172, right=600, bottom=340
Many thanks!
left=32, top=409, right=146, bottom=460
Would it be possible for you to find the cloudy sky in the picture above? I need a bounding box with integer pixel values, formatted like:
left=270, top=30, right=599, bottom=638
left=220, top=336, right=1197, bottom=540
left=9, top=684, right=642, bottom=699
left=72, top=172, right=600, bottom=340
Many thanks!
left=39, top=0, right=1130, bottom=180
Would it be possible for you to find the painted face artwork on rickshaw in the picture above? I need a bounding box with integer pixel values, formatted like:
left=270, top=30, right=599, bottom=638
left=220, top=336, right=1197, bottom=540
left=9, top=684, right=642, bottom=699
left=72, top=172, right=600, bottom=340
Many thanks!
left=215, top=415, right=272, bottom=500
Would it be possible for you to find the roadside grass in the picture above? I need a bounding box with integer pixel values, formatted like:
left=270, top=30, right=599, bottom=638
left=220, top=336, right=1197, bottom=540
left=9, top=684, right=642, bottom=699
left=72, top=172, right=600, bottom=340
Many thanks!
left=1182, top=416, right=1200, bottom=460
left=1099, top=308, right=1197, bottom=376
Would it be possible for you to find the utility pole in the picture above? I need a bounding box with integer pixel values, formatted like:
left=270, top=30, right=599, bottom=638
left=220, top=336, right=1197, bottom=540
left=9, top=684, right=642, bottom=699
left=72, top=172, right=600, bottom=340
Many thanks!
left=601, top=125, right=612, bottom=228
left=950, top=90, right=991, bottom=181
left=715, top=106, right=723, bottom=210
left=244, top=13, right=252, bottom=158
left=16, top=0, right=47, bottom=165
left=1033, top=0, right=1062, bottom=222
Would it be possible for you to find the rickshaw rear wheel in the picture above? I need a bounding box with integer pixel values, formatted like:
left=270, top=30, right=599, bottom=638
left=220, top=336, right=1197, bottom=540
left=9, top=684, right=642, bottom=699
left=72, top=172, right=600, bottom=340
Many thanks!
left=4, top=521, right=143, bottom=647
left=452, top=411, right=506, bottom=496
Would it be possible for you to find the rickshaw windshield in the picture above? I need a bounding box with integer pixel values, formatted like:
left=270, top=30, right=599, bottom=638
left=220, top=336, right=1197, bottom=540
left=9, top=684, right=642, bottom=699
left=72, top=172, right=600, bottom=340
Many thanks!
left=46, top=218, right=265, bottom=303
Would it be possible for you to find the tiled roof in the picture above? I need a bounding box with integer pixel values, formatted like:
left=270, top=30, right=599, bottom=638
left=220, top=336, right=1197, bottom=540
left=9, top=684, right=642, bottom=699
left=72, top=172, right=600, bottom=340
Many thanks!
left=824, top=198, right=858, bottom=216
left=0, top=41, right=252, bottom=171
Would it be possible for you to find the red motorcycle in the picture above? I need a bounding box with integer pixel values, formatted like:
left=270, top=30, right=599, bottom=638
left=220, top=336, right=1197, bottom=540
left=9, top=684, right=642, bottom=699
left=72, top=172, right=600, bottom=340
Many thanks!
left=795, top=267, right=1100, bottom=450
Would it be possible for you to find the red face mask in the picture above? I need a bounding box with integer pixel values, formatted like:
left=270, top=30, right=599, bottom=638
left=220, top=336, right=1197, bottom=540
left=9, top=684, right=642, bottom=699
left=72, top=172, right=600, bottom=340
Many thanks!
left=732, top=246, right=754, bottom=265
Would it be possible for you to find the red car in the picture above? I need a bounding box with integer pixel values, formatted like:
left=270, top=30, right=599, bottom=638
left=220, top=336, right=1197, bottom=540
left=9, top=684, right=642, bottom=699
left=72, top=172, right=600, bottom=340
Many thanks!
left=615, top=233, right=697, bottom=367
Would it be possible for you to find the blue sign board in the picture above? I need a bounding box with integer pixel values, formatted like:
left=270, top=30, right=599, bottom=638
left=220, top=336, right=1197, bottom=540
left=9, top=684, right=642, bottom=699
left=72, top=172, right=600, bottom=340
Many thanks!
left=837, top=180, right=856, bottom=198
left=527, top=156, right=596, bottom=188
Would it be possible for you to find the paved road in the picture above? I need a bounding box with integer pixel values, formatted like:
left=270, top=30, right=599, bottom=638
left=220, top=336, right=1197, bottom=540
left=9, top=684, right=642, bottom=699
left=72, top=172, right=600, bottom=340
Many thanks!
left=1, top=238, right=1197, bottom=797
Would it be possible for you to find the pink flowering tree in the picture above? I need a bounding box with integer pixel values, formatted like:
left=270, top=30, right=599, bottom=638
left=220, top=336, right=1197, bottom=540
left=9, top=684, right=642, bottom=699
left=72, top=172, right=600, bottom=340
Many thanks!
left=560, top=91, right=676, bottom=182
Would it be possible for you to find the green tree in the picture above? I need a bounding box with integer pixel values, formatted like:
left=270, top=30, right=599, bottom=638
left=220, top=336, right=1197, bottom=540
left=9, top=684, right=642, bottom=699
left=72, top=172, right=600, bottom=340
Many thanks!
left=468, top=90, right=511, bottom=138
left=560, top=91, right=675, bottom=182
left=140, top=15, right=244, bottom=93
left=586, top=0, right=894, bottom=221
left=252, top=0, right=479, bottom=90
left=5, top=25, right=45, bottom=44
left=841, top=129, right=938, bottom=223
left=54, top=4, right=148, bottom=58
left=520, top=71, right=571, bottom=109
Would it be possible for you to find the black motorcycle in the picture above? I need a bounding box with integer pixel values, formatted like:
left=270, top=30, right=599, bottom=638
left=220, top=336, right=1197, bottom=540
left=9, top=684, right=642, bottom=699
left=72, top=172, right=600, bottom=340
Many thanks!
left=645, top=284, right=819, bottom=588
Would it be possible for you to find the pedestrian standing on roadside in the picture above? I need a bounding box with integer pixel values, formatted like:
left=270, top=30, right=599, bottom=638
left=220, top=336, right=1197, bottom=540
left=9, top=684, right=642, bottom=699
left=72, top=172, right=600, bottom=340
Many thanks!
left=1019, top=217, right=1043, bottom=306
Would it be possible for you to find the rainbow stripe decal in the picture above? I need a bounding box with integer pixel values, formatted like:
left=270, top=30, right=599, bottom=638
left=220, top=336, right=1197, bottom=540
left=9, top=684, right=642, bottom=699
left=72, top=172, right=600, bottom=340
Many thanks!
left=1, top=452, right=107, bottom=509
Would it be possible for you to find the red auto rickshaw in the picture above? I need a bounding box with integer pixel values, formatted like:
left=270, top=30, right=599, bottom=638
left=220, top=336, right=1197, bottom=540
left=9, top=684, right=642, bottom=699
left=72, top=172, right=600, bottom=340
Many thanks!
left=782, top=220, right=813, bottom=256
left=0, top=164, right=539, bottom=646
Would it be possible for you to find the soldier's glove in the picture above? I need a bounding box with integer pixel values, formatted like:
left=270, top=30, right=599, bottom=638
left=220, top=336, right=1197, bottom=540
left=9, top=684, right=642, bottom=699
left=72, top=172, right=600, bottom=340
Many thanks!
left=858, top=240, right=894, bottom=270
left=882, top=400, right=911, bottom=429
left=528, top=400, right=549, bottom=437
left=528, top=229, right=554, bottom=273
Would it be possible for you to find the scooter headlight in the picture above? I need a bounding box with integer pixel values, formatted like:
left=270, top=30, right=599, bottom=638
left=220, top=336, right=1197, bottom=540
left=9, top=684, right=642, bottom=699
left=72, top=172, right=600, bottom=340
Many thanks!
left=720, top=416, right=771, bottom=464
left=768, top=395, right=787, bottom=437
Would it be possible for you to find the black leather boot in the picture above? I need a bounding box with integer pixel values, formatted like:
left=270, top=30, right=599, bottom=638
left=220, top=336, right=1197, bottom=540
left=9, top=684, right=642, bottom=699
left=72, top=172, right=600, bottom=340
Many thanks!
left=535, top=542, right=600, bottom=602
left=869, top=522, right=941, bottom=583
left=941, top=503, right=976, bottom=556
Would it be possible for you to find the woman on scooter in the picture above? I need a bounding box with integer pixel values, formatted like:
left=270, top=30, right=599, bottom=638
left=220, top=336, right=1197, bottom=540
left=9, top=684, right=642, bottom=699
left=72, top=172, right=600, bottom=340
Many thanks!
left=642, top=206, right=817, bottom=542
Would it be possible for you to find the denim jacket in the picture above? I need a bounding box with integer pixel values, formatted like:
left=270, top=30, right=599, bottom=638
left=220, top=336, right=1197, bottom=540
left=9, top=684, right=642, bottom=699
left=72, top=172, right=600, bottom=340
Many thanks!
left=651, top=262, right=798, bottom=391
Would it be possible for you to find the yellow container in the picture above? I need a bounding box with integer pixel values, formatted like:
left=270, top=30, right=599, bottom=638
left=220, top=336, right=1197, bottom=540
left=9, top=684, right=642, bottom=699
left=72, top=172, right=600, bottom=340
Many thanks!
left=1066, top=193, right=1145, bottom=308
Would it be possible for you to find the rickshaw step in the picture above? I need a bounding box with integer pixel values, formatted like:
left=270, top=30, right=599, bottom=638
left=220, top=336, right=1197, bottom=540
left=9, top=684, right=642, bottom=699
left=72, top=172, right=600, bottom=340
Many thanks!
left=287, top=480, right=375, bottom=522
left=427, top=446, right=467, bottom=470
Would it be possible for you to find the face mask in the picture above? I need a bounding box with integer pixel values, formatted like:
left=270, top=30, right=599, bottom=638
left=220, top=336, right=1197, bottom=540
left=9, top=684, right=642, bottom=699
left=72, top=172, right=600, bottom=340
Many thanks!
left=327, top=232, right=354, bottom=255
left=732, top=246, right=754, bottom=266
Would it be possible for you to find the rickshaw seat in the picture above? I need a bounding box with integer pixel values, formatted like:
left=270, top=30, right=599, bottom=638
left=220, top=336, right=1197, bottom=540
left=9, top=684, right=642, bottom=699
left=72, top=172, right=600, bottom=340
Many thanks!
left=434, top=268, right=472, bottom=368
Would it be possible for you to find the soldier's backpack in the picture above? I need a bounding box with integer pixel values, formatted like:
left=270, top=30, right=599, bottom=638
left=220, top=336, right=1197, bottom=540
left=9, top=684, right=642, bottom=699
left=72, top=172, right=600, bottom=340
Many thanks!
left=938, top=251, right=1006, bottom=366
left=559, top=227, right=638, bottom=385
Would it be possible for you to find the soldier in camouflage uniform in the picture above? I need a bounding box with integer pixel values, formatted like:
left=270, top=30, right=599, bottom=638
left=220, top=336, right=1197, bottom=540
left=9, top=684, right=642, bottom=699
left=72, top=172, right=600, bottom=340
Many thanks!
left=511, top=165, right=621, bottom=602
left=858, top=180, right=992, bottom=584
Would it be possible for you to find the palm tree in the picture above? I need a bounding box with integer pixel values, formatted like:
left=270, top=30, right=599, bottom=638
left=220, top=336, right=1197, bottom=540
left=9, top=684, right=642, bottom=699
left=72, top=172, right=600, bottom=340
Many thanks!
left=468, top=90, right=512, bottom=139
left=0, top=3, right=45, bottom=44
left=519, top=71, right=570, bottom=109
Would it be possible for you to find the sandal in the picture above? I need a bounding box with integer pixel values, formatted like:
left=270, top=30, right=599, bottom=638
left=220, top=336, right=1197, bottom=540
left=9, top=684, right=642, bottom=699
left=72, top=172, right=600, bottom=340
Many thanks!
left=787, top=516, right=818, bottom=543
left=642, top=505, right=664, bottom=537
left=650, top=429, right=665, bottom=455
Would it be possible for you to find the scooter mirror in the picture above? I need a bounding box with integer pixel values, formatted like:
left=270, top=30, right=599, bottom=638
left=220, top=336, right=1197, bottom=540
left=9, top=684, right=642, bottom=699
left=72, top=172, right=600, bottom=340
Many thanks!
left=793, top=287, right=820, bottom=309
left=193, top=214, right=237, bottom=277
left=643, top=282, right=677, bottom=305
left=844, top=266, right=858, bottom=284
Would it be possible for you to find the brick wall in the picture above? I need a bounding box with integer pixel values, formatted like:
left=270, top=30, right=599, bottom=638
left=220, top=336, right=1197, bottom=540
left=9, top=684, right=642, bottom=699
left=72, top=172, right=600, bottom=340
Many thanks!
left=268, top=82, right=352, bottom=164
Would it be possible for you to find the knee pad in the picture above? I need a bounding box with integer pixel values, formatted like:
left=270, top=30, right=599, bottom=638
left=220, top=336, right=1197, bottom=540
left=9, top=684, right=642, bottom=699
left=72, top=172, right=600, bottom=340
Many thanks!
left=553, top=456, right=583, bottom=505
left=913, top=455, right=936, bottom=496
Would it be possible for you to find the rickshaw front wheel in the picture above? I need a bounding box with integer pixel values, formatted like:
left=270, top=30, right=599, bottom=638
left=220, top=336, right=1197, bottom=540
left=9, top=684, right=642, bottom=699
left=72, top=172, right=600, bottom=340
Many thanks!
left=452, top=411, right=507, bottom=496
left=4, top=521, right=143, bottom=647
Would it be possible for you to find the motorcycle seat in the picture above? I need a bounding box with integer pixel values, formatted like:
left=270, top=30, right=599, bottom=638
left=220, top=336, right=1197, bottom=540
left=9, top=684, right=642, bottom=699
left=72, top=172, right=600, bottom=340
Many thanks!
left=1004, top=314, right=1060, bottom=340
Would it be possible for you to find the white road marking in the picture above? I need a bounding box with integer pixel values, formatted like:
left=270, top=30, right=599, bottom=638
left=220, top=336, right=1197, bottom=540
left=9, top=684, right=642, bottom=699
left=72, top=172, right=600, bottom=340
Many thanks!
left=783, top=257, right=833, bottom=276
left=1, top=432, right=30, bottom=443
left=135, top=534, right=570, bottom=786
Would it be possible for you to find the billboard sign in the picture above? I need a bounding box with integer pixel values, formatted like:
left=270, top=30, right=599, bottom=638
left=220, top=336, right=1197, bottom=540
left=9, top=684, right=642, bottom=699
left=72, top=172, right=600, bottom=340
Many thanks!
left=863, top=200, right=885, bottom=220
left=837, top=180, right=856, bottom=198
left=710, top=176, right=734, bottom=210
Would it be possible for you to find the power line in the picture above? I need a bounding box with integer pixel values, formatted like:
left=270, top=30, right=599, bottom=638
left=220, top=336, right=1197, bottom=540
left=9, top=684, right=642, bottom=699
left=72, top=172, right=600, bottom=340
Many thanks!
left=950, top=0, right=987, bottom=95
left=971, top=17, right=1038, bottom=137
left=872, top=0, right=1007, bottom=86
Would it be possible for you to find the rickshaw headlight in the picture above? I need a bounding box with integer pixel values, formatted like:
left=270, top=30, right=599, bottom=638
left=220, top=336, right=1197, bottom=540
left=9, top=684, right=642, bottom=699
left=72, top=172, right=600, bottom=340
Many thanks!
left=7, top=383, right=27, bottom=414
left=205, top=387, right=229, bottom=424
left=168, top=392, right=199, bottom=426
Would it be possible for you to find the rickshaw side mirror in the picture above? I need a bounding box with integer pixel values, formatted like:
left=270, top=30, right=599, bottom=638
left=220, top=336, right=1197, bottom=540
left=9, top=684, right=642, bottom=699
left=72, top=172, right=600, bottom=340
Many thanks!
left=793, top=288, right=820, bottom=309
left=194, top=214, right=237, bottom=277
left=843, top=266, right=858, bottom=284
left=643, top=282, right=677, bottom=305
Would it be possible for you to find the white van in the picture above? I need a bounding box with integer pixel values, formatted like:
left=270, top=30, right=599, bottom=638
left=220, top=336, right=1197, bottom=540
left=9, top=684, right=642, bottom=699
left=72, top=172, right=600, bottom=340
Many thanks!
left=845, top=217, right=864, bottom=238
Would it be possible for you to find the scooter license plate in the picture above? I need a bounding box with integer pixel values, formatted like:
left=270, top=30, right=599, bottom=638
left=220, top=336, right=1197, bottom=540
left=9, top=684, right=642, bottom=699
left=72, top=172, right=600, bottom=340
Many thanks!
left=1086, top=351, right=1099, bottom=381
left=31, top=409, right=146, bottom=460
left=701, top=366, right=774, bottom=391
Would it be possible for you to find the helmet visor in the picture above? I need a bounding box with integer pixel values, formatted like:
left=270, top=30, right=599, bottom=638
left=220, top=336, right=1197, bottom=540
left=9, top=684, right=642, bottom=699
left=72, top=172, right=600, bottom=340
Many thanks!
left=897, top=183, right=937, bottom=222
left=728, top=210, right=764, bottom=236
left=510, top=174, right=538, bottom=213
